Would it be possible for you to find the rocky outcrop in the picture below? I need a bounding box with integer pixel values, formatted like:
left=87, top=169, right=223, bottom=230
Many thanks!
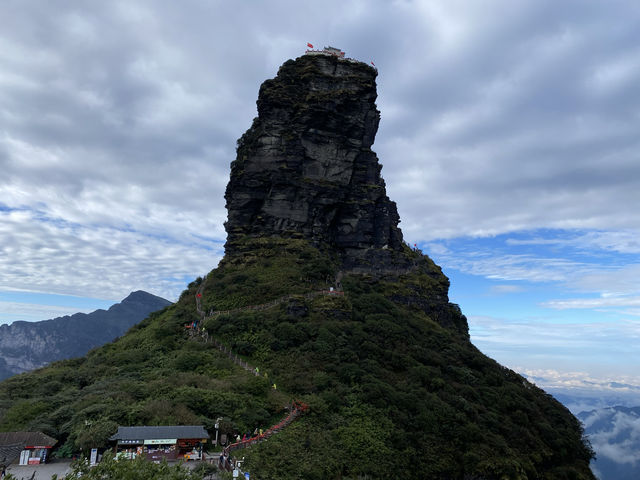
left=224, top=54, right=406, bottom=271
left=0, top=291, right=171, bottom=379
left=222, top=53, right=467, bottom=334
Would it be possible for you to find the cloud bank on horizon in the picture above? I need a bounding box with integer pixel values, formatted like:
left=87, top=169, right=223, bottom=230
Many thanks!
left=1, top=1, right=639, bottom=383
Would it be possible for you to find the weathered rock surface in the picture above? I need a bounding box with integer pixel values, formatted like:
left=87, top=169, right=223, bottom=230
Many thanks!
left=225, top=55, right=406, bottom=271
left=0, top=291, right=171, bottom=380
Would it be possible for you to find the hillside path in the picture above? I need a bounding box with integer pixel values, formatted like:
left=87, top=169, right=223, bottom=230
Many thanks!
left=191, top=275, right=315, bottom=469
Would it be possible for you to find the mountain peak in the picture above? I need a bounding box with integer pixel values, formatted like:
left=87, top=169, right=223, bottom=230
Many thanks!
left=120, top=290, right=171, bottom=305
left=224, top=54, right=406, bottom=272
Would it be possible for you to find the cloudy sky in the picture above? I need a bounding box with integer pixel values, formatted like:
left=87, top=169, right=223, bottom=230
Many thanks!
left=1, top=0, right=639, bottom=396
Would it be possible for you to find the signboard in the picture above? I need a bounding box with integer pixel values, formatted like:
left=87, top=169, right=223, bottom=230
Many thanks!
left=245, top=472, right=250, bottom=479
left=233, top=468, right=239, bottom=478
left=90, top=448, right=98, bottom=465
left=118, top=439, right=144, bottom=445
left=144, top=439, right=177, bottom=445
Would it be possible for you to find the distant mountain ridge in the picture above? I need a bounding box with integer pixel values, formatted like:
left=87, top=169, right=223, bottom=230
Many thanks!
left=0, top=291, right=171, bottom=379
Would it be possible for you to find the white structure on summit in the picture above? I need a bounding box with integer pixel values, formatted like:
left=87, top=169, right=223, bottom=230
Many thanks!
left=305, top=45, right=346, bottom=58
left=304, top=45, right=375, bottom=68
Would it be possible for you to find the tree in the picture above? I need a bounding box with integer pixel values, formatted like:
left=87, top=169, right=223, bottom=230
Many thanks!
left=58, top=455, right=208, bottom=480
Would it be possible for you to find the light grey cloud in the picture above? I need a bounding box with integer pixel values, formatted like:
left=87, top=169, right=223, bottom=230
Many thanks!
left=377, top=0, right=640, bottom=241
left=0, top=208, right=223, bottom=303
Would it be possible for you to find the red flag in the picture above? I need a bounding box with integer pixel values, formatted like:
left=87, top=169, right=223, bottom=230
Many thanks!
left=371, top=61, right=375, bottom=66
left=307, top=42, right=313, bottom=48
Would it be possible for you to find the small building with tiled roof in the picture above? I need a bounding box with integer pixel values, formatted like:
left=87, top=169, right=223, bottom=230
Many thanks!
left=0, top=431, right=57, bottom=466
left=109, top=425, right=209, bottom=462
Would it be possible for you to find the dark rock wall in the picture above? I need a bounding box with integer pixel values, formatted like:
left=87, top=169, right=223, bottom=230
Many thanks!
left=224, top=55, right=405, bottom=270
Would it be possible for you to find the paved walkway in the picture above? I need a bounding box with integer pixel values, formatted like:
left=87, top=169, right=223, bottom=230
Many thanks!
left=7, top=460, right=72, bottom=479
left=191, top=276, right=311, bottom=470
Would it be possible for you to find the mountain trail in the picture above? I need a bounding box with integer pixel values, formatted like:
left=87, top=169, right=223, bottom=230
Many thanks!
left=191, top=276, right=312, bottom=470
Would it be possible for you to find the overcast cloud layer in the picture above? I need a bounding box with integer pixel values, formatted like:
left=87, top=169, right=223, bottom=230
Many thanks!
left=1, top=1, right=639, bottom=384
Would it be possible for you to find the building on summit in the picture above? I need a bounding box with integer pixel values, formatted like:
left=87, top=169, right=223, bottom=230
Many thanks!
left=305, top=45, right=346, bottom=57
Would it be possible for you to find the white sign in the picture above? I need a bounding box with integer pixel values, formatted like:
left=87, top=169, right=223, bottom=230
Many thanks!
left=144, top=439, right=177, bottom=445
left=90, top=448, right=98, bottom=465
left=233, top=468, right=239, bottom=478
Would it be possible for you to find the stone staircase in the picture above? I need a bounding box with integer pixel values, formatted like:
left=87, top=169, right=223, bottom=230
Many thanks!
left=191, top=275, right=313, bottom=470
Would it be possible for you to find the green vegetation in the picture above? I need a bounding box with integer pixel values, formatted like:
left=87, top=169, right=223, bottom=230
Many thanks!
left=0, top=239, right=594, bottom=479
left=45, top=455, right=215, bottom=480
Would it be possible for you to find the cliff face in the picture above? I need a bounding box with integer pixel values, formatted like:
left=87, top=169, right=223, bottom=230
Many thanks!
left=225, top=55, right=405, bottom=271
left=0, top=291, right=171, bottom=380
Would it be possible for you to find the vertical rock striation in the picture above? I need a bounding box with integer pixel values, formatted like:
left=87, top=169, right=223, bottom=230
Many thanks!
left=224, top=54, right=406, bottom=271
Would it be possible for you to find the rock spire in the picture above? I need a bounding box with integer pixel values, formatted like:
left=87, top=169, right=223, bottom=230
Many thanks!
left=224, top=54, right=406, bottom=270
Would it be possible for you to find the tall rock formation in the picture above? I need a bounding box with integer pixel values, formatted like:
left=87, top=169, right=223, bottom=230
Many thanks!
left=224, top=53, right=464, bottom=334
left=225, top=54, right=406, bottom=272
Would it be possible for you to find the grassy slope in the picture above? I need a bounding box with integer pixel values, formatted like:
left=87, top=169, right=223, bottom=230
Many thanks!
left=0, top=239, right=594, bottom=479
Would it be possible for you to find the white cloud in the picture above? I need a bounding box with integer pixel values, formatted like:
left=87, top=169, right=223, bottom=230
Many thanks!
left=470, top=315, right=640, bottom=378
left=586, top=409, right=640, bottom=465
left=436, top=250, right=595, bottom=284
left=0, top=208, right=223, bottom=303
left=518, top=368, right=640, bottom=393
left=543, top=296, right=640, bottom=311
